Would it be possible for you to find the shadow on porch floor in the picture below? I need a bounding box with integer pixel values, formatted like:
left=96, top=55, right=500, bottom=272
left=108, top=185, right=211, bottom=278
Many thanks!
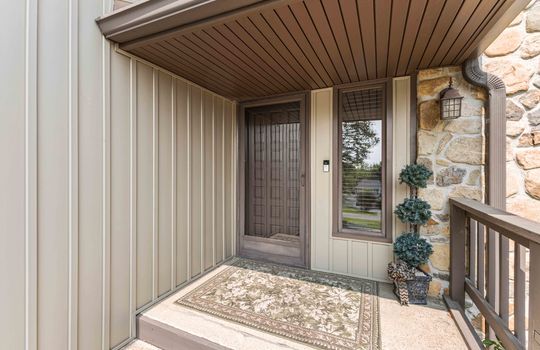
left=125, top=259, right=466, bottom=350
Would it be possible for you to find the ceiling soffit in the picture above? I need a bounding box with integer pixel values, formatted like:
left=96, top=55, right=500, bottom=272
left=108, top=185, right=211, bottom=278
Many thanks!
left=97, top=0, right=529, bottom=100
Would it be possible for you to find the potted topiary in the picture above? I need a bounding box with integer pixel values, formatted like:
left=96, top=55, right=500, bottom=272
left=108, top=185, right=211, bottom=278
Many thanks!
left=388, top=164, right=434, bottom=305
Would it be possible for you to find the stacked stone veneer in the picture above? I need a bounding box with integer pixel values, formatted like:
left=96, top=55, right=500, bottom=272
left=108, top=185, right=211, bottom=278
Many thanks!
left=480, top=1, right=538, bottom=333
left=416, top=67, right=486, bottom=297
left=482, top=0, right=540, bottom=221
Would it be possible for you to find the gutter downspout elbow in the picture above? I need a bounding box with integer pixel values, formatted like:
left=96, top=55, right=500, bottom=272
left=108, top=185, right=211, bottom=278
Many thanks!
left=462, top=57, right=506, bottom=211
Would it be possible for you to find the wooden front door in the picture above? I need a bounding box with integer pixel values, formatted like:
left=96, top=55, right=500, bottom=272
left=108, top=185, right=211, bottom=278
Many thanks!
left=239, top=94, right=309, bottom=268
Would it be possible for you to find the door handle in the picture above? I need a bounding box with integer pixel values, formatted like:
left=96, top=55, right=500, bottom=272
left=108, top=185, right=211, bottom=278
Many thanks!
left=301, top=173, right=305, bottom=187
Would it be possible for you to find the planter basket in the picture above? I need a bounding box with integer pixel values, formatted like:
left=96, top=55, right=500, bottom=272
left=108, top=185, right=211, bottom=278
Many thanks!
left=393, top=269, right=432, bottom=305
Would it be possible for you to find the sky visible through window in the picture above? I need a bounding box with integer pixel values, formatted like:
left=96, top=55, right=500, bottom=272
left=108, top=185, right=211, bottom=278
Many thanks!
left=365, top=121, right=382, bottom=166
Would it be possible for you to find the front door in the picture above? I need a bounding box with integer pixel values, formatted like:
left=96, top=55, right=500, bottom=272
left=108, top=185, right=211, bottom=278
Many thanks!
left=239, top=94, right=308, bottom=268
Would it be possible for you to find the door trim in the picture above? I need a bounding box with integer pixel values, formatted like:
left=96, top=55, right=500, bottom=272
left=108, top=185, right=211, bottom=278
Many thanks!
left=237, top=92, right=310, bottom=268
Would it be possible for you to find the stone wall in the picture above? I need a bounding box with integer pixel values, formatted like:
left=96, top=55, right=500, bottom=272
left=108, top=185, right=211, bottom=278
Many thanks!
left=483, top=0, right=540, bottom=221
left=416, top=67, right=486, bottom=297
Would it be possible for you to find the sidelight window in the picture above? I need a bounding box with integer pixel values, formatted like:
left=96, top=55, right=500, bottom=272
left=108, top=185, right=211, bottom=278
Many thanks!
left=333, top=81, right=392, bottom=241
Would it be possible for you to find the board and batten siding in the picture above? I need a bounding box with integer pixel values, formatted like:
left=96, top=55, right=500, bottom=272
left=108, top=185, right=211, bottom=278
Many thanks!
left=0, top=0, right=237, bottom=349
left=310, top=77, right=411, bottom=281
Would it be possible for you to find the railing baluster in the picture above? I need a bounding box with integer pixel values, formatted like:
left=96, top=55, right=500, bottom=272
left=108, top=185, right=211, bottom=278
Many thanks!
left=500, top=235, right=510, bottom=325
left=514, top=243, right=526, bottom=344
left=478, top=223, right=485, bottom=297
left=470, top=219, right=477, bottom=286
left=487, top=228, right=500, bottom=340
left=450, top=204, right=466, bottom=307
left=530, top=242, right=540, bottom=350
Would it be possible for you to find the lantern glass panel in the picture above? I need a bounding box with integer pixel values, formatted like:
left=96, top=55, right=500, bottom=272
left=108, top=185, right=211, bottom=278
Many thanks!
left=441, top=97, right=462, bottom=119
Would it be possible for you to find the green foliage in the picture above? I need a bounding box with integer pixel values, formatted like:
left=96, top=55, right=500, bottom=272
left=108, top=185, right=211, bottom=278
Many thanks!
left=341, top=120, right=380, bottom=168
left=483, top=339, right=505, bottom=350
left=390, top=164, right=435, bottom=287
left=394, top=233, right=433, bottom=268
left=398, top=164, right=433, bottom=189
left=394, top=197, right=432, bottom=225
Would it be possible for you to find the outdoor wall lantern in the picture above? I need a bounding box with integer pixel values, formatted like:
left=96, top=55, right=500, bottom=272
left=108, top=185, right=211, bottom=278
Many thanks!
left=439, top=78, right=463, bottom=120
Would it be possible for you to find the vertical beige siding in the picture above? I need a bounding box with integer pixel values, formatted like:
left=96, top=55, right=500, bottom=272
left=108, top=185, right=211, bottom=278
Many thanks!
left=136, top=62, right=155, bottom=309
left=203, top=91, right=214, bottom=271
left=190, top=87, right=203, bottom=278
left=224, top=101, right=236, bottom=259
left=311, top=88, right=333, bottom=272
left=0, top=0, right=237, bottom=348
left=157, top=71, right=173, bottom=297
left=36, top=0, right=70, bottom=348
left=392, top=78, right=412, bottom=238
left=310, top=78, right=410, bottom=281
left=0, top=1, right=28, bottom=349
left=110, top=51, right=132, bottom=347
left=214, top=96, right=225, bottom=264
left=175, top=80, right=190, bottom=286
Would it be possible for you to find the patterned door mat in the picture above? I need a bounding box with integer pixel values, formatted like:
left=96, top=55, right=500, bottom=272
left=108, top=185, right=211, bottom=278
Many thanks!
left=176, top=259, right=380, bottom=350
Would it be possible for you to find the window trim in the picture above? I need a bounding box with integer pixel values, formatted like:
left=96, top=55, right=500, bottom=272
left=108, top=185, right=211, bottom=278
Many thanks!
left=332, top=79, right=393, bottom=243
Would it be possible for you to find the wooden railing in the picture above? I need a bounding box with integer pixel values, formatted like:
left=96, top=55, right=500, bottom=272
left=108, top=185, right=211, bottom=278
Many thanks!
left=448, top=198, right=540, bottom=350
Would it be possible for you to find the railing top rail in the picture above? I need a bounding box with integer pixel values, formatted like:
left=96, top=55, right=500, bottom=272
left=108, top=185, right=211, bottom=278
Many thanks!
left=450, top=198, right=540, bottom=246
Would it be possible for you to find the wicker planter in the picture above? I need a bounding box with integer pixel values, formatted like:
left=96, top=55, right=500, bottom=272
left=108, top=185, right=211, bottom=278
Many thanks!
left=393, top=269, right=432, bottom=305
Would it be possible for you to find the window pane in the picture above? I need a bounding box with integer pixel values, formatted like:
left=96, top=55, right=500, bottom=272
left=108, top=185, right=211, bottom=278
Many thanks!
left=341, top=88, right=383, bottom=233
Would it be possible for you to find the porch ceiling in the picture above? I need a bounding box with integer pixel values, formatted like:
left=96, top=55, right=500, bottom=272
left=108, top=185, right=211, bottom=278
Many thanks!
left=97, top=0, right=527, bottom=101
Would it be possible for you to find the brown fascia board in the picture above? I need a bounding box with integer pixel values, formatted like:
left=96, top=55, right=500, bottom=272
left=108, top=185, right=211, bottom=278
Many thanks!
left=96, top=0, right=283, bottom=46
left=96, top=0, right=203, bottom=41
left=96, top=0, right=264, bottom=44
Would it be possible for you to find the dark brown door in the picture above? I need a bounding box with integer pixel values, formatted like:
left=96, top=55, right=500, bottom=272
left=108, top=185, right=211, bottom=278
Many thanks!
left=239, top=95, right=308, bottom=268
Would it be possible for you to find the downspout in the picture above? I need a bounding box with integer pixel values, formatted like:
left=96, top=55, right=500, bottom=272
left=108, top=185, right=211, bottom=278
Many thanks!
left=462, top=57, right=508, bottom=338
left=462, top=57, right=506, bottom=211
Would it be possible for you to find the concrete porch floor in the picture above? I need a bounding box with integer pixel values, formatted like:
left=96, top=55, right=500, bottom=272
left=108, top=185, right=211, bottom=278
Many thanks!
left=125, top=262, right=466, bottom=350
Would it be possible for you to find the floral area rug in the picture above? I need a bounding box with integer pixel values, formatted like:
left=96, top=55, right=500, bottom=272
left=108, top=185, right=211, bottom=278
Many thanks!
left=176, top=259, right=380, bottom=350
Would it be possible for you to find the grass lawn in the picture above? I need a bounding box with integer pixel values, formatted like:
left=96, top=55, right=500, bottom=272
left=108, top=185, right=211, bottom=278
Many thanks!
left=342, top=217, right=381, bottom=230
left=342, top=207, right=378, bottom=215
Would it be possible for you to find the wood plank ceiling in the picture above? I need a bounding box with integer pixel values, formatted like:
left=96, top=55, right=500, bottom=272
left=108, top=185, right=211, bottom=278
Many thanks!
left=98, top=0, right=527, bottom=101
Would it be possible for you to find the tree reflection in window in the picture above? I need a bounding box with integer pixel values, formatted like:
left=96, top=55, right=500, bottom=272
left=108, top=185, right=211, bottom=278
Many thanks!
left=340, top=87, right=383, bottom=233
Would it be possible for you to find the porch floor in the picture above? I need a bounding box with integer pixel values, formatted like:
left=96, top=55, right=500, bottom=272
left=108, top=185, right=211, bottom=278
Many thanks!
left=127, top=259, right=466, bottom=350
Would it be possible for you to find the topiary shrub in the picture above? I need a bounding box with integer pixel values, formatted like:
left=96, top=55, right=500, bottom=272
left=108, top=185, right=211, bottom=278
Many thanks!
left=398, top=164, right=433, bottom=189
left=390, top=164, right=435, bottom=305
left=394, top=232, right=433, bottom=268
left=394, top=197, right=432, bottom=226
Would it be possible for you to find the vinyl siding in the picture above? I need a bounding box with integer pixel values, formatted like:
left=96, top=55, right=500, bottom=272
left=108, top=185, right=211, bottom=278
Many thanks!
left=310, top=77, right=411, bottom=281
left=0, top=1, right=236, bottom=349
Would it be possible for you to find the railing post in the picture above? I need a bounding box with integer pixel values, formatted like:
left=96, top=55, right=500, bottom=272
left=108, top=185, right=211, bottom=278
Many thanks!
left=450, top=201, right=466, bottom=307
left=530, top=242, right=540, bottom=350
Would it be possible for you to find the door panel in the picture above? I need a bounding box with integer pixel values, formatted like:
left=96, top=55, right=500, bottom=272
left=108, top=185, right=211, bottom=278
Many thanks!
left=239, top=96, right=308, bottom=267
left=247, top=103, right=300, bottom=239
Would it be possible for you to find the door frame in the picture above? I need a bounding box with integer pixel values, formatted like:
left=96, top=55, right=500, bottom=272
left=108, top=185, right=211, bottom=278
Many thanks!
left=237, top=92, right=311, bottom=268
